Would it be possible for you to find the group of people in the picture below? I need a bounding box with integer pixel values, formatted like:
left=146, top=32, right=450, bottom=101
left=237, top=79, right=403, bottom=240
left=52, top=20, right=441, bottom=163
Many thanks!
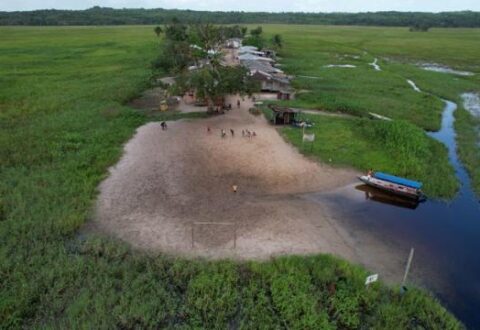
left=207, top=126, right=257, bottom=139
left=242, top=129, right=257, bottom=139
left=220, top=128, right=235, bottom=138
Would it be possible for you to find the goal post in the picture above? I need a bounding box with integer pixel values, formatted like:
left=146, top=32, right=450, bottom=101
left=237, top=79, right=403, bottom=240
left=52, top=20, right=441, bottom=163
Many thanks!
left=191, top=222, right=237, bottom=249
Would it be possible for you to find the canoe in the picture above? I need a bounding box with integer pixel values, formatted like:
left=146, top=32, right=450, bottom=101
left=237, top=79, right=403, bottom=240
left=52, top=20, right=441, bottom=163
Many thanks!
left=358, top=172, right=424, bottom=200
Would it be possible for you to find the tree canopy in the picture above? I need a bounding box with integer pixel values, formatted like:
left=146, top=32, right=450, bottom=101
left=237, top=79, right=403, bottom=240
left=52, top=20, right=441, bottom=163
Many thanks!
left=154, top=20, right=259, bottom=112
left=1, top=8, right=480, bottom=28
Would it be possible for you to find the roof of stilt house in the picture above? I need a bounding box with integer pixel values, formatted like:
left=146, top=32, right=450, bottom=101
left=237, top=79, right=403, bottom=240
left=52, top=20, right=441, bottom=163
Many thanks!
left=241, top=60, right=284, bottom=74
left=268, top=104, right=298, bottom=113
left=239, top=45, right=258, bottom=52
left=238, top=53, right=274, bottom=62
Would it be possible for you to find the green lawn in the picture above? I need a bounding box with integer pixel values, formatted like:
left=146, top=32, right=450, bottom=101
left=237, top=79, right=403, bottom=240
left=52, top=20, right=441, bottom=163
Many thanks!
left=0, top=26, right=464, bottom=328
left=260, top=25, right=480, bottom=196
left=281, top=116, right=457, bottom=198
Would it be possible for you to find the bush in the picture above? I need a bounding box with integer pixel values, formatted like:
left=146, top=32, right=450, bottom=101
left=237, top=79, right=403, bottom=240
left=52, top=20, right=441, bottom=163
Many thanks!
left=249, top=107, right=262, bottom=116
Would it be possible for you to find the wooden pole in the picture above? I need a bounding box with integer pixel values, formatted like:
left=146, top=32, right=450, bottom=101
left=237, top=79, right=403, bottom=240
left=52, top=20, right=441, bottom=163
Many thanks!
left=233, top=222, right=237, bottom=249
left=302, top=124, right=305, bottom=150
left=402, top=248, right=415, bottom=287
left=191, top=223, right=194, bottom=249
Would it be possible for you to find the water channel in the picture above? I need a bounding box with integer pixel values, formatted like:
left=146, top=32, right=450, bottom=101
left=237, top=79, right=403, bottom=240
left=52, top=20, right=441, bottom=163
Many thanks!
left=308, top=99, right=480, bottom=328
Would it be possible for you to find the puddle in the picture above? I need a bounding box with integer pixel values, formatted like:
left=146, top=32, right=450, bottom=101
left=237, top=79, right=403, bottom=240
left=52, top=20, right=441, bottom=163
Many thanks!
left=324, top=64, right=356, bottom=68
left=369, top=58, right=381, bottom=71
left=298, top=75, right=323, bottom=79
left=369, top=112, right=392, bottom=121
left=337, top=54, right=361, bottom=60
left=420, top=64, right=474, bottom=76
left=461, top=93, right=480, bottom=118
left=407, top=79, right=422, bottom=92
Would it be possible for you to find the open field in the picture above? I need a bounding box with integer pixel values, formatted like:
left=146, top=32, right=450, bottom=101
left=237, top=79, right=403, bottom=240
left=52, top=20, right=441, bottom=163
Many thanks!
left=259, top=25, right=480, bottom=196
left=0, top=25, right=470, bottom=327
left=92, top=96, right=360, bottom=258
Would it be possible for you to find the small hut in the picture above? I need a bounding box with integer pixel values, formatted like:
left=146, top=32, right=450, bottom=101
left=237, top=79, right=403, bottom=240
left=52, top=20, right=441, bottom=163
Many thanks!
left=277, top=89, right=294, bottom=100
left=268, top=105, right=298, bottom=125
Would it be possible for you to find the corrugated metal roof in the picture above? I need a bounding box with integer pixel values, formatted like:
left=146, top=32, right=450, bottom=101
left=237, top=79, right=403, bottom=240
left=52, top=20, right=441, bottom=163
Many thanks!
left=241, top=60, right=283, bottom=74
left=238, top=54, right=274, bottom=62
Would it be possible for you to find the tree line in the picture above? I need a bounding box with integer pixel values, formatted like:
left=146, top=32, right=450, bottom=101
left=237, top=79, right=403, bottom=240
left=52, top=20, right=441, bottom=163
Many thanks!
left=1, top=7, right=480, bottom=27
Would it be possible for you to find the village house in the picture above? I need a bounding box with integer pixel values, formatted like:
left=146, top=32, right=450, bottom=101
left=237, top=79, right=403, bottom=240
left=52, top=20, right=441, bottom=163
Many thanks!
left=250, top=70, right=291, bottom=93
left=238, top=53, right=275, bottom=63
left=241, top=60, right=284, bottom=75
left=236, top=43, right=294, bottom=99
left=268, top=105, right=299, bottom=125
left=225, top=38, right=241, bottom=49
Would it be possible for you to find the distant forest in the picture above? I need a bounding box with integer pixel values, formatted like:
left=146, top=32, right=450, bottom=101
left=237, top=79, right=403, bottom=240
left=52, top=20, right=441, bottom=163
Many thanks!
left=1, top=7, right=480, bottom=27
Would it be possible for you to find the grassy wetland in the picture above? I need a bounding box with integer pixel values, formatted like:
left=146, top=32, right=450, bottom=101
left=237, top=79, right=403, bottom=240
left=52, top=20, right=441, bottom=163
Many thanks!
left=264, top=25, right=480, bottom=197
left=0, top=25, right=471, bottom=328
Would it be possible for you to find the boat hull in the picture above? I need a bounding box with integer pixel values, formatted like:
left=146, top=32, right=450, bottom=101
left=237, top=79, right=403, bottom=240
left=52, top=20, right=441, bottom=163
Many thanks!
left=358, top=176, right=422, bottom=201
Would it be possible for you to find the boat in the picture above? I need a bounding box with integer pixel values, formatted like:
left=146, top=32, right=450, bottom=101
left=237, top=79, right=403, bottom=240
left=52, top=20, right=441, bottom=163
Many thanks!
left=355, top=184, right=420, bottom=209
left=358, top=171, right=424, bottom=201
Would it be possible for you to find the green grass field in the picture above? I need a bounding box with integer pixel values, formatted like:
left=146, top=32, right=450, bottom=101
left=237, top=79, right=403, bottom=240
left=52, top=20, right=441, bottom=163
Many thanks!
left=0, top=26, right=468, bottom=327
left=260, top=25, right=480, bottom=197
left=280, top=116, right=457, bottom=198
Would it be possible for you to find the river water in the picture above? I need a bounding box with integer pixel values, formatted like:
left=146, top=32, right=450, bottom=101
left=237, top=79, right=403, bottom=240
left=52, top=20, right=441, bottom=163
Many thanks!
left=308, top=100, right=480, bottom=328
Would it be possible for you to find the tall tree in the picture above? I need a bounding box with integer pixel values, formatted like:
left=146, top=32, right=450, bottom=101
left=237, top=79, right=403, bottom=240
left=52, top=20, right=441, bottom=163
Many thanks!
left=271, top=34, right=283, bottom=49
left=174, top=66, right=259, bottom=112
left=240, top=27, right=248, bottom=38
left=154, top=26, right=163, bottom=37
left=250, top=26, right=263, bottom=37
left=154, top=19, right=259, bottom=110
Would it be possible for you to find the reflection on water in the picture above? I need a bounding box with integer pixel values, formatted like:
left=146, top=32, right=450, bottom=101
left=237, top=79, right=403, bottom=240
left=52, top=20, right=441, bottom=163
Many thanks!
left=355, top=184, right=421, bottom=210
left=311, top=100, right=480, bottom=328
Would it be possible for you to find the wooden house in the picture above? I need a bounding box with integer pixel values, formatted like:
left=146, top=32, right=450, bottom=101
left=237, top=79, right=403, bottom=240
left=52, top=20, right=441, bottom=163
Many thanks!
left=268, top=105, right=298, bottom=125
left=251, top=71, right=291, bottom=93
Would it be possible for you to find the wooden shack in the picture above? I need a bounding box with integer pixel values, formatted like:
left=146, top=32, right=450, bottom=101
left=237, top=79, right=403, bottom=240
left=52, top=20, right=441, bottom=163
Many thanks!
left=277, top=89, right=294, bottom=100
left=268, top=105, right=298, bottom=125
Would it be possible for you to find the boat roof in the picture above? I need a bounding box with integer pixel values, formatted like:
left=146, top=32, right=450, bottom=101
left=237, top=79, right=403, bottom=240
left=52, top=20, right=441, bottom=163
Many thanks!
left=374, top=172, right=423, bottom=189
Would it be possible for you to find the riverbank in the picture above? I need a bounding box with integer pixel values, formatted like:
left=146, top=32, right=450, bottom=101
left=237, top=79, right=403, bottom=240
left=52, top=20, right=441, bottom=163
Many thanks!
left=279, top=113, right=457, bottom=198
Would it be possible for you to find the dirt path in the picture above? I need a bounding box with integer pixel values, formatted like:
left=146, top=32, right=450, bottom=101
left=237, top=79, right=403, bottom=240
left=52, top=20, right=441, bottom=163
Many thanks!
left=92, top=96, right=365, bottom=261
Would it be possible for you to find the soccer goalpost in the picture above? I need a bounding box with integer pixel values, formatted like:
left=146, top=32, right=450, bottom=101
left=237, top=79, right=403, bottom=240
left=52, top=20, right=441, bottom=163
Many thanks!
left=191, top=222, right=237, bottom=249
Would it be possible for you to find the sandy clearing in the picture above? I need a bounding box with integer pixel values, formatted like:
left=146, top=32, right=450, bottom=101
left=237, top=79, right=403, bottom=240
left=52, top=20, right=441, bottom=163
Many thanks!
left=91, top=95, right=364, bottom=261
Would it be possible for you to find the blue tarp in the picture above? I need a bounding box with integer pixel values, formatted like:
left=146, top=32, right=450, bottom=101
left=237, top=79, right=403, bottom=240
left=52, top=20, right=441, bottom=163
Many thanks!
left=374, top=172, right=423, bottom=189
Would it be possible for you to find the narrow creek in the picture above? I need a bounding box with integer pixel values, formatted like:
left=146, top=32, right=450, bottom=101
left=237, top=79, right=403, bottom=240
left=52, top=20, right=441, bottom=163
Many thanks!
left=307, top=92, right=480, bottom=327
